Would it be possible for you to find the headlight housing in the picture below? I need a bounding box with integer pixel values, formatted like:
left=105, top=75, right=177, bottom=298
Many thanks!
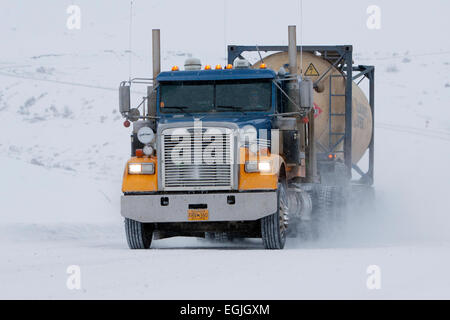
left=244, top=160, right=272, bottom=173
left=244, top=161, right=258, bottom=173
left=128, top=163, right=155, bottom=175
left=258, top=161, right=272, bottom=172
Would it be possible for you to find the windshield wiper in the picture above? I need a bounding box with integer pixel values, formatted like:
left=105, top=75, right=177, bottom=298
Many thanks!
left=216, top=105, right=246, bottom=114
left=166, top=106, right=192, bottom=115
left=167, top=106, right=188, bottom=110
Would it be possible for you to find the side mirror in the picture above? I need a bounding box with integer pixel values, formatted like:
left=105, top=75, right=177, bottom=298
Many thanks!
left=119, top=85, right=131, bottom=114
left=299, top=78, right=314, bottom=111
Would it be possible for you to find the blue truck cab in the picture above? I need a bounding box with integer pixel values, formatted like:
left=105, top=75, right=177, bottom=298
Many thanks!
left=121, top=65, right=291, bottom=249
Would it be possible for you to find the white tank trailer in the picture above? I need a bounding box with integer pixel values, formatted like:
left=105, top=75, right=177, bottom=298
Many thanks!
left=226, top=25, right=376, bottom=240
left=252, top=52, right=373, bottom=163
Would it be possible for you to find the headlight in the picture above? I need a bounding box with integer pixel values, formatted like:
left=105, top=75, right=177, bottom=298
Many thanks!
left=128, top=163, right=155, bottom=175
left=258, top=161, right=272, bottom=172
left=244, top=161, right=272, bottom=173
left=244, top=161, right=258, bottom=173
left=137, top=127, right=155, bottom=144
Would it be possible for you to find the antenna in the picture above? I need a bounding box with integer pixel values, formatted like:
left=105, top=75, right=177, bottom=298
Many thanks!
left=223, top=0, right=227, bottom=65
left=256, top=44, right=264, bottom=64
left=128, top=1, right=134, bottom=82
left=299, top=0, right=303, bottom=77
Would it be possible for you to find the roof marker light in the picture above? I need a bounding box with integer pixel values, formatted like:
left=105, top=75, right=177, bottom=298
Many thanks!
left=171, top=66, right=179, bottom=71
left=328, top=154, right=337, bottom=160
left=215, top=64, right=222, bottom=70
left=204, top=64, right=211, bottom=70
left=225, top=64, right=233, bottom=69
left=259, top=63, right=267, bottom=69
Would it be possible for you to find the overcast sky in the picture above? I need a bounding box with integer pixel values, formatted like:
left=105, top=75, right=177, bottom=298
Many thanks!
left=1, top=0, right=449, bottom=62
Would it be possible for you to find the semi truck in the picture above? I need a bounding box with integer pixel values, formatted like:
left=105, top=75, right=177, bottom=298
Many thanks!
left=118, top=26, right=375, bottom=249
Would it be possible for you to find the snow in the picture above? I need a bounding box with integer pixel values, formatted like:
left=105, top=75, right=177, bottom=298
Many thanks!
left=3, top=236, right=449, bottom=299
left=1, top=1, right=450, bottom=299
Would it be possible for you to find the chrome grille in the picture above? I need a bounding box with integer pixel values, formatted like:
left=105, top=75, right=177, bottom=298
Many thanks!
left=161, top=127, right=234, bottom=190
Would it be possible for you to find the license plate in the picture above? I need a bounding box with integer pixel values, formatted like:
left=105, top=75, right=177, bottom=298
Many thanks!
left=188, top=209, right=209, bottom=221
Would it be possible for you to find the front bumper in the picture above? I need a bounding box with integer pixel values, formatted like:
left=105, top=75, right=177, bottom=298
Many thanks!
left=121, top=191, right=277, bottom=223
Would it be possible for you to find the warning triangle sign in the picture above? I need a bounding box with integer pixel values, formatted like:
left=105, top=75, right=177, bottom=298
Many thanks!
left=305, top=63, right=320, bottom=76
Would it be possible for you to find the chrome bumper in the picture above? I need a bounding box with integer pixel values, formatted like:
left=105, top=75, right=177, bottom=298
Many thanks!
left=121, top=191, right=277, bottom=223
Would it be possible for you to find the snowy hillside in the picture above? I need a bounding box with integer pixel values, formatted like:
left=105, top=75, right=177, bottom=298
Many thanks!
left=0, top=0, right=450, bottom=299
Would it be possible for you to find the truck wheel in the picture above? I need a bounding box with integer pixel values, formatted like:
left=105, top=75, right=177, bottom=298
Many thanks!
left=261, top=182, right=289, bottom=249
left=125, top=218, right=154, bottom=249
left=312, top=185, right=341, bottom=240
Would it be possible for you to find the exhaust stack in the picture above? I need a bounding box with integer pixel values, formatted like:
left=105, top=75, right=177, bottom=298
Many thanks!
left=148, top=29, right=160, bottom=119
left=286, top=25, right=299, bottom=113
left=152, top=29, right=161, bottom=81
left=288, top=25, right=297, bottom=76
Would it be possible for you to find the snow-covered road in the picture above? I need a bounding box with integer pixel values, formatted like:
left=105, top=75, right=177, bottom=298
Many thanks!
left=2, top=230, right=449, bottom=299
left=1, top=124, right=449, bottom=299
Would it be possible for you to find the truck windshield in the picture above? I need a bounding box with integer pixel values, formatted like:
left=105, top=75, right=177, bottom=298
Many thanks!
left=159, top=79, right=272, bottom=113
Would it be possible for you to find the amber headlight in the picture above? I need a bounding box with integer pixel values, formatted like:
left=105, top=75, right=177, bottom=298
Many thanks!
left=128, top=163, right=155, bottom=175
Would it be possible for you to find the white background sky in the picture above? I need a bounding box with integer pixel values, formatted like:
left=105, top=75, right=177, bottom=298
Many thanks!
left=1, top=0, right=449, bottom=65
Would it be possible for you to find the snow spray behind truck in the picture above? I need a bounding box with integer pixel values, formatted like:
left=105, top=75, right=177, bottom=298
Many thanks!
left=118, top=26, right=375, bottom=249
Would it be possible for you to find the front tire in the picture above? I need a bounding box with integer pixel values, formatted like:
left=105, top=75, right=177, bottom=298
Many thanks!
left=125, top=218, right=154, bottom=249
left=261, top=182, right=289, bottom=249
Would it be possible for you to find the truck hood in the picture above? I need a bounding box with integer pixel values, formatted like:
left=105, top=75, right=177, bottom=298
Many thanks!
left=157, top=113, right=272, bottom=133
